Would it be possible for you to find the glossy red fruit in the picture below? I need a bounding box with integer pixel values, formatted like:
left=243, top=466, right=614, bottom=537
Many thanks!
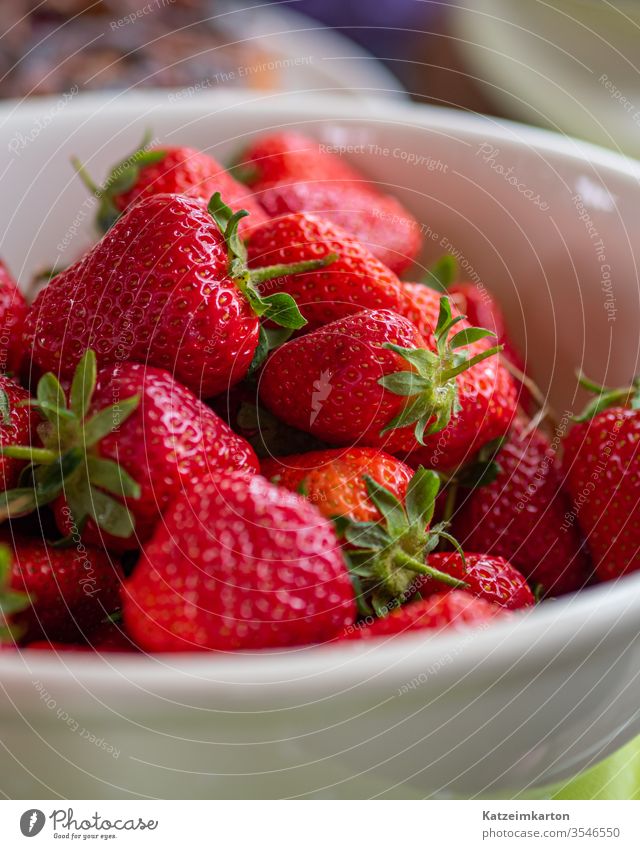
left=254, top=181, right=421, bottom=275
left=74, top=140, right=266, bottom=236
left=399, top=282, right=518, bottom=470
left=0, top=261, right=28, bottom=375
left=3, top=353, right=259, bottom=551
left=124, top=473, right=356, bottom=651
left=261, top=447, right=413, bottom=524
left=259, top=305, right=507, bottom=464
left=247, top=212, right=407, bottom=330
left=1, top=536, right=122, bottom=642
left=237, top=131, right=421, bottom=273
left=236, top=132, right=360, bottom=187
left=0, top=375, right=37, bottom=491
left=453, top=416, right=589, bottom=595
left=341, top=590, right=502, bottom=640
left=562, top=376, right=640, bottom=581
left=23, top=193, right=323, bottom=397
left=417, top=552, right=534, bottom=610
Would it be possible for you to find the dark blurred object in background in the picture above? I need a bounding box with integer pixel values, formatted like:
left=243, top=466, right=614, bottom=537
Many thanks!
left=0, top=1, right=279, bottom=97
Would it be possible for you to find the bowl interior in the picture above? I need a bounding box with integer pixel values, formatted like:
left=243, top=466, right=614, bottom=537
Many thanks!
left=1, top=91, right=640, bottom=686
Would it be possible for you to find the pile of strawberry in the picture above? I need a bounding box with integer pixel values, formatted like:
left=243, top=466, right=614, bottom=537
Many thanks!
left=0, top=131, right=633, bottom=654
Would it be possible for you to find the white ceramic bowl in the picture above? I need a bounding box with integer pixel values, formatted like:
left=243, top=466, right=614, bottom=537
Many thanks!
left=1, top=91, right=640, bottom=800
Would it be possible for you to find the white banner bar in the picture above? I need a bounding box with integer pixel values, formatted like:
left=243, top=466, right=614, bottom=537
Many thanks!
left=0, top=800, right=637, bottom=848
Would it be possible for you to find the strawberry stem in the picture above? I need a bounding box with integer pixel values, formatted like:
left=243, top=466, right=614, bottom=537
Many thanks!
left=393, top=549, right=467, bottom=588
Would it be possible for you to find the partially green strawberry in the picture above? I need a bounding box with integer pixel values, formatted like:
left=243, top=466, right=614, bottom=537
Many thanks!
left=73, top=134, right=266, bottom=235
left=0, top=351, right=259, bottom=551
left=246, top=212, right=408, bottom=331
left=563, top=373, right=640, bottom=581
left=258, top=303, right=506, bottom=463
left=23, top=193, right=334, bottom=397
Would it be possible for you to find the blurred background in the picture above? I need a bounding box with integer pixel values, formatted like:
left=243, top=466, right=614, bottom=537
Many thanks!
left=2, top=0, right=640, bottom=155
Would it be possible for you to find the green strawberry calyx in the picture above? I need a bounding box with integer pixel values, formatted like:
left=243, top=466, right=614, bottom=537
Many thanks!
left=333, top=467, right=468, bottom=617
left=72, top=128, right=168, bottom=233
left=0, top=544, right=30, bottom=642
left=378, top=296, right=503, bottom=444
left=0, top=350, right=141, bottom=540
left=573, top=371, right=640, bottom=422
left=208, top=193, right=337, bottom=335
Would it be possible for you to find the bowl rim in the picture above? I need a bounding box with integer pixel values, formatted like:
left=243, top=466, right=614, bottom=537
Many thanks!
left=1, top=91, right=639, bottom=697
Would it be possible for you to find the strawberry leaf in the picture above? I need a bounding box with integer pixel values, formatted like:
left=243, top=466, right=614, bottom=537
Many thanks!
left=70, top=349, right=97, bottom=419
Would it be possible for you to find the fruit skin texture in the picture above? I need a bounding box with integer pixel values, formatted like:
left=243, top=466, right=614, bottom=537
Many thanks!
left=3, top=536, right=122, bottom=642
left=55, top=362, right=259, bottom=551
left=417, top=552, right=534, bottom=610
left=107, top=146, right=266, bottom=231
left=0, top=260, right=28, bottom=375
left=261, top=447, right=413, bottom=524
left=247, top=213, right=407, bottom=330
left=259, top=307, right=514, bottom=464
left=563, top=407, right=640, bottom=581
left=237, top=132, right=421, bottom=273
left=0, top=375, right=37, bottom=490
left=254, top=181, right=421, bottom=275
left=400, top=282, right=518, bottom=470
left=341, top=590, right=502, bottom=640
left=259, top=309, right=427, bottom=453
left=123, top=473, right=356, bottom=651
left=453, top=417, right=589, bottom=595
left=23, top=193, right=260, bottom=397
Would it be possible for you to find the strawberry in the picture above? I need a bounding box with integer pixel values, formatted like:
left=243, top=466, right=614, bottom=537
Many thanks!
left=23, top=193, right=333, bottom=397
left=258, top=303, right=506, bottom=463
left=234, top=132, right=359, bottom=187
left=123, top=472, right=356, bottom=651
left=0, top=351, right=259, bottom=551
left=261, top=447, right=413, bottom=524
left=236, top=131, right=421, bottom=273
left=416, top=552, right=534, bottom=610
left=73, top=134, right=266, bottom=235
left=0, top=374, right=37, bottom=491
left=452, top=416, right=590, bottom=595
left=341, top=590, right=502, bottom=641
left=562, top=374, right=640, bottom=581
left=254, top=181, right=421, bottom=275
left=0, top=539, right=122, bottom=643
left=0, top=260, right=28, bottom=375
left=246, top=212, right=407, bottom=331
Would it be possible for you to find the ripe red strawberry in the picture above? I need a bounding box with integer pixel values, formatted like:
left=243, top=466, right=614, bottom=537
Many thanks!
left=236, top=131, right=421, bottom=273
left=416, top=552, right=534, bottom=610
left=0, top=539, right=122, bottom=643
left=254, top=181, right=421, bottom=275
left=452, top=416, right=590, bottom=595
left=0, top=375, right=37, bottom=491
left=258, top=304, right=507, bottom=465
left=397, top=282, right=518, bottom=469
left=261, top=447, right=413, bottom=524
left=73, top=136, right=266, bottom=235
left=247, top=212, right=407, bottom=330
left=23, top=193, right=334, bottom=396
left=0, top=260, right=28, bottom=375
left=562, top=374, right=640, bottom=581
left=123, top=472, right=356, bottom=651
left=341, top=590, right=502, bottom=640
left=1, top=352, right=259, bottom=551
left=235, top=132, right=360, bottom=187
